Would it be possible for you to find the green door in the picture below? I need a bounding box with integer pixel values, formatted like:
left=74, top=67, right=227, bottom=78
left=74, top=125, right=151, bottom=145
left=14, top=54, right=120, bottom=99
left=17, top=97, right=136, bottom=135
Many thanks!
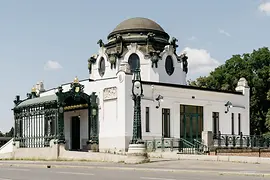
left=71, top=116, right=80, bottom=150
left=180, top=105, right=203, bottom=143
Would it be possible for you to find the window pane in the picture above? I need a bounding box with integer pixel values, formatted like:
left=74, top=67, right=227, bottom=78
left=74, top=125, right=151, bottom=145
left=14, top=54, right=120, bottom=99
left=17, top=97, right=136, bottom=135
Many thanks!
left=128, top=53, right=140, bottom=72
left=165, top=56, right=175, bottom=76
left=231, top=113, right=234, bottom=135
left=145, top=107, right=150, bottom=132
left=238, top=113, right=241, bottom=135
left=162, top=108, right=170, bottom=138
left=212, top=112, right=219, bottom=137
left=98, top=57, right=105, bottom=77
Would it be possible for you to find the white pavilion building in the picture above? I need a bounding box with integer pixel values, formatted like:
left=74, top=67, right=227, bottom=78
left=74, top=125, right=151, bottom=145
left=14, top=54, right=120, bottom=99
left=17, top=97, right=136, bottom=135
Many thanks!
left=4, top=17, right=250, bottom=154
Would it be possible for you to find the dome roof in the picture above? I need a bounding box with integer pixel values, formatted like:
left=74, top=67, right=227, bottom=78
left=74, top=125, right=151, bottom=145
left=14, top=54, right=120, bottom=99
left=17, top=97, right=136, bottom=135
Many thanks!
left=108, top=17, right=168, bottom=39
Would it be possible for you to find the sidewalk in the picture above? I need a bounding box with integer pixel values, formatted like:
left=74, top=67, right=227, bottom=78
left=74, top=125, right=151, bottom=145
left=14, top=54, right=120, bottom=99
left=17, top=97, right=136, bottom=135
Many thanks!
left=1, top=158, right=270, bottom=176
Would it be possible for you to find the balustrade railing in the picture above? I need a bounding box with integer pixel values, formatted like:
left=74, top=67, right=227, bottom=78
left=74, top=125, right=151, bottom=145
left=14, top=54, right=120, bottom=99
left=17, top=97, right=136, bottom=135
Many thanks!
left=145, top=137, right=180, bottom=152
left=213, top=132, right=270, bottom=148
left=145, top=137, right=208, bottom=154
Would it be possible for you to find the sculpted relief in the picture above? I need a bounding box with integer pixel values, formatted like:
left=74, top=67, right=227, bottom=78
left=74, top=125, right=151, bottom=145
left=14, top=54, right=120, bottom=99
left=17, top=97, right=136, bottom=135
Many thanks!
left=103, top=87, right=117, bottom=100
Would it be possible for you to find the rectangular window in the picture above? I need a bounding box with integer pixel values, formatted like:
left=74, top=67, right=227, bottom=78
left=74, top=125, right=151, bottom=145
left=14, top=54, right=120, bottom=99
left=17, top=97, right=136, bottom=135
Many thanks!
left=231, top=113, right=234, bottom=135
left=162, top=108, right=170, bottom=138
left=238, top=113, right=241, bottom=135
left=212, top=112, right=219, bottom=135
left=145, top=107, right=150, bottom=132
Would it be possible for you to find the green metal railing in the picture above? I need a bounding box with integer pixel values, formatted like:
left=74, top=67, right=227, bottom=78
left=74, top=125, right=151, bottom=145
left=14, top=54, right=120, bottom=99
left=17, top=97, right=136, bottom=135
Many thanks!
left=145, top=137, right=208, bottom=154
left=193, top=139, right=209, bottom=154
left=178, top=138, right=197, bottom=154
left=214, top=132, right=270, bottom=148
left=145, top=137, right=180, bottom=152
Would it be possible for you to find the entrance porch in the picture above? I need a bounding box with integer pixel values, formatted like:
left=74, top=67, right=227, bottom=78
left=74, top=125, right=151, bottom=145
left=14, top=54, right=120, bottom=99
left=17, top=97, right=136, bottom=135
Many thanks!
left=12, top=78, right=99, bottom=151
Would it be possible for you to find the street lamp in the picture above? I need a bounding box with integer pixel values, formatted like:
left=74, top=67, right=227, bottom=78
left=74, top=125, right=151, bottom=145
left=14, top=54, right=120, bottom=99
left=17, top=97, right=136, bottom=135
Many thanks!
left=125, top=67, right=149, bottom=164
left=225, top=101, right=233, bottom=113
left=130, top=68, right=143, bottom=144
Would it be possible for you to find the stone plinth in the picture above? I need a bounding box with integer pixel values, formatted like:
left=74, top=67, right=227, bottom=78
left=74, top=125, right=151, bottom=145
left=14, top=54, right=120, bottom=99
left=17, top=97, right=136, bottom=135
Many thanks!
left=125, top=144, right=149, bottom=164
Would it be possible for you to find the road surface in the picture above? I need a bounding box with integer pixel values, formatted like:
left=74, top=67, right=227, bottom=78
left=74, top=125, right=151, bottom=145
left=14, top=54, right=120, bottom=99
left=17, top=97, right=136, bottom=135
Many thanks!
left=0, top=164, right=269, bottom=180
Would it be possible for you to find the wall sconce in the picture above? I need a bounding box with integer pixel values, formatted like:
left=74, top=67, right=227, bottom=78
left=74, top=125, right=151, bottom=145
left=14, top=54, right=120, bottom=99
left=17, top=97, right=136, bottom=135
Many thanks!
left=225, top=101, right=233, bottom=113
left=155, top=95, right=163, bottom=109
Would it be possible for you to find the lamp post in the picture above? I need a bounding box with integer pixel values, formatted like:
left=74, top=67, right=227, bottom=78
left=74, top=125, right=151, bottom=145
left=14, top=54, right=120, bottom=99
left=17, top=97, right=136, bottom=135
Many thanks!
left=126, top=67, right=149, bottom=164
left=131, top=68, right=143, bottom=144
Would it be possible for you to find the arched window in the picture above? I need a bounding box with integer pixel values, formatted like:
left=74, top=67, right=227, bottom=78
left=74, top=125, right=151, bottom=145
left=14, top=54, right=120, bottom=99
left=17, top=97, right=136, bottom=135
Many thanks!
left=128, top=53, right=140, bottom=73
left=98, top=57, right=105, bottom=77
left=165, top=56, right=175, bottom=76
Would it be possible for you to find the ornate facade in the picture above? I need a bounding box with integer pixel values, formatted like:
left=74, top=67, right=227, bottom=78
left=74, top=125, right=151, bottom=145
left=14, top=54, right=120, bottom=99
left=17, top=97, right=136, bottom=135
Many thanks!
left=9, top=17, right=250, bottom=153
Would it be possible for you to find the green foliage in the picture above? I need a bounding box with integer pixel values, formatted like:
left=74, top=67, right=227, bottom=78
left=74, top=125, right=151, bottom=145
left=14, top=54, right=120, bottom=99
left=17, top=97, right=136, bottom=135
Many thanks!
left=0, top=127, right=14, bottom=137
left=189, top=47, right=270, bottom=135
left=5, top=127, right=14, bottom=137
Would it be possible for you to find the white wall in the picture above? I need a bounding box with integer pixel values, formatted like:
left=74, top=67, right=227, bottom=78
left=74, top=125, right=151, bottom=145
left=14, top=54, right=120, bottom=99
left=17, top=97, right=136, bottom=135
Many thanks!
left=155, top=45, right=187, bottom=85
left=132, top=83, right=250, bottom=142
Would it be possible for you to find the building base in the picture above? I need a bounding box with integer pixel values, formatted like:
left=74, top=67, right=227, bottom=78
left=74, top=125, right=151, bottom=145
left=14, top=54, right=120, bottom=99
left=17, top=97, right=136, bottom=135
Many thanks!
left=125, top=143, right=149, bottom=164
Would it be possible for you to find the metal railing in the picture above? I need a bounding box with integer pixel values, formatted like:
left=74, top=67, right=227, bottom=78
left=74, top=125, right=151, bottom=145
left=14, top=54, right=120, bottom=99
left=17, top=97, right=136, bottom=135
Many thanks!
left=145, top=137, right=208, bottom=154
left=145, top=137, right=180, bottom=152
left=193, top=139, right=209, bottom=154
left=213, top=132, right=270, bottom=148
left=15, top=135, right=56, bottom=148
left=178, top=138, right=197, bottom=154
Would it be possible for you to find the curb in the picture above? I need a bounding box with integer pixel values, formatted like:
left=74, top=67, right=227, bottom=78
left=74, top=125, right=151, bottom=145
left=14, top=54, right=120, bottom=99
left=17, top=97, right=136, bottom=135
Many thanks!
left=1, top=163, right=270, bottom=177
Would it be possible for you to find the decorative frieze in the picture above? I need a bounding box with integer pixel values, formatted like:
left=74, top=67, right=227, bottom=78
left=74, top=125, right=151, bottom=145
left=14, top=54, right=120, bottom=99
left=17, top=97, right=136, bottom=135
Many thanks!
left=103, top=87, right=117, bottom=100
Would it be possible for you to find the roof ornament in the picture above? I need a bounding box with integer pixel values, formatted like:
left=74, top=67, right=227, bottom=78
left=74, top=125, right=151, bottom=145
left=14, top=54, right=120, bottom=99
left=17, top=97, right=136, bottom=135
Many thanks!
left=88, top=55, right=97, bottom=74
left=97, top=39, right=104, bottom=48
left=177, top=52, right=188, bottom=74
left=31, top=86, right=36, bottom=93
left=73, top=76, right=79, bottom=84
left=170, top=37, right=178, bottom=54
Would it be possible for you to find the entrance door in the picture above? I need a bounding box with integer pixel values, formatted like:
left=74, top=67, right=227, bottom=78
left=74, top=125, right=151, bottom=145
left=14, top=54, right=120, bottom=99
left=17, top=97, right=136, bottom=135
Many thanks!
left=180, top=105, right=203, bottom=143
left=71, top=116, right=80, bottom=150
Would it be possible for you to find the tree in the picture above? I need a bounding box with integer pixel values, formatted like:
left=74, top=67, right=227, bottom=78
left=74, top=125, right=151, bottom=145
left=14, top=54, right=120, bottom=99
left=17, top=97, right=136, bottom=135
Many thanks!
left=0, top=131, right=4, bottom=137
left=5, top=127, right=14, bottom=137
left=265, top=90, right=270, bottom=134
left=189, top=47, right=270, bottom=135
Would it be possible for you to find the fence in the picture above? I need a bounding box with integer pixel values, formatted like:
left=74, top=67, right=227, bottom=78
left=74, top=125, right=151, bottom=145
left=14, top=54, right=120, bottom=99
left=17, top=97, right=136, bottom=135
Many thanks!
left=145, top=137, right=208, bottom=154
left=213, top=132, right=270, bottom=148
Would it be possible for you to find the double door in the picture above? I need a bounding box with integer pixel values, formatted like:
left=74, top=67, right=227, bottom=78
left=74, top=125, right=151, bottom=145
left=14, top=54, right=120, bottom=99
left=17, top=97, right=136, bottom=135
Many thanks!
left=180, top=105, right=203, bottom=143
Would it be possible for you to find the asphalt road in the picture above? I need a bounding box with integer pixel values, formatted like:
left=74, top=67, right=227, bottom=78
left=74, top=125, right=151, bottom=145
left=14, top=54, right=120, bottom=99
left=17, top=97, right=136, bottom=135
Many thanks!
left=0, top=165, right=268, bottom=180
left=1, top=159, right=270, bottom=175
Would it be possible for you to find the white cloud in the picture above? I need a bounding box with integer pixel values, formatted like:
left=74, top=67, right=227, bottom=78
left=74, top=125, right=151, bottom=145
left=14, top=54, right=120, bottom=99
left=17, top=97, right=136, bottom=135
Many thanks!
left=218, top=29, right=231, bottom=37
left=258, top=2, right=270, bottom=15
left=181, top=47, right=220, bottom=78
left=44, top=60, right=62, bottom=70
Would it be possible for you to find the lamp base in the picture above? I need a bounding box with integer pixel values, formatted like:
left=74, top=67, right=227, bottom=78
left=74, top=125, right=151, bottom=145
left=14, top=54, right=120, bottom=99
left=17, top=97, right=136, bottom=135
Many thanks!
left=125, top=143, right=150, bottom=164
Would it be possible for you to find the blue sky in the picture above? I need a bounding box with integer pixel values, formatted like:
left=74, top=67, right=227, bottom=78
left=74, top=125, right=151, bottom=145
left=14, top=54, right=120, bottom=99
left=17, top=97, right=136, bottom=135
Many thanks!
left=0, top=0, right=270, bottom=132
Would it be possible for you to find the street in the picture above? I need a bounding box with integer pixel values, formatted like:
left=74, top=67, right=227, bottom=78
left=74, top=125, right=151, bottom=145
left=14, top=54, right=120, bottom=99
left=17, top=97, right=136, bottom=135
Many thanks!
left=0, top=160, right=270, bottom=180
left=0, top=165, right=267, bottom=180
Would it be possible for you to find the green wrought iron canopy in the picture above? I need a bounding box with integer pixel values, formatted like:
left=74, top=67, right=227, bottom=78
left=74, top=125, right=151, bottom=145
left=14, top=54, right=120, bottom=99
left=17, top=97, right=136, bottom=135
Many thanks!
left=12, top=77, right=99, bottom=148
